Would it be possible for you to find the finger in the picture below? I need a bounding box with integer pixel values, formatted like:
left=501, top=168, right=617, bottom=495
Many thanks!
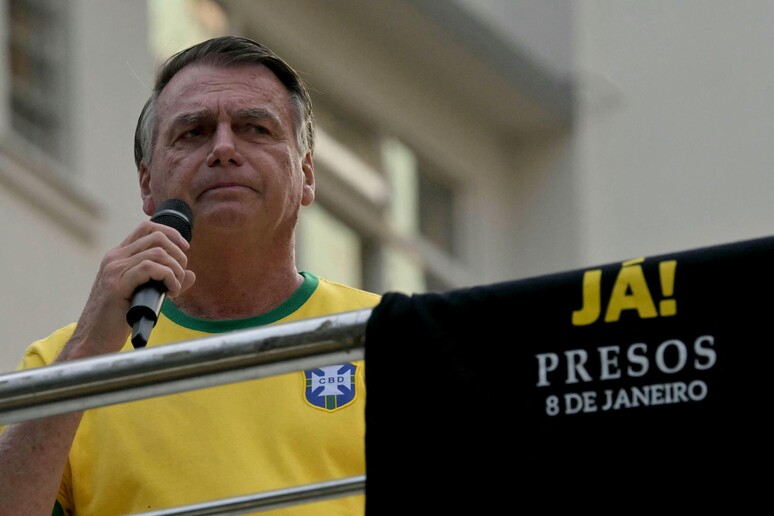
left=148, top=220, right=192, bottom=249
left=169, top=270, right=197, bottom=299
left=121, top=225, right=190, bottom=272
left=119, top=220, right=191, bottom=252
left=121, top=248, right=189, bottom=298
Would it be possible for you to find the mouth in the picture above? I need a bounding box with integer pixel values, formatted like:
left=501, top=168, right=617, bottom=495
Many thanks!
left=198, top=183, right=255, bottom=198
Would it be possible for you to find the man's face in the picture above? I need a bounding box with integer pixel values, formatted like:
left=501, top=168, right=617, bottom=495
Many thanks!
left=140, top=63, right=314, bottom=243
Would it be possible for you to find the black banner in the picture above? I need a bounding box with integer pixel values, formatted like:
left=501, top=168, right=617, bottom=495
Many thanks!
left=365, top=235, right=773, bottom=513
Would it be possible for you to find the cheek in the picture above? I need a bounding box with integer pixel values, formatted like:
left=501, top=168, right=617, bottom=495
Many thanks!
left=161, top=152, right=187, bottom=174
left=145, top=161, right=181, bottom=205
left=154, top=154, right=191, bottom=186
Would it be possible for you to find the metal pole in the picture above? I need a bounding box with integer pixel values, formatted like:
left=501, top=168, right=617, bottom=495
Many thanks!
left=132, top=475, right=366, bottom=516
left=0, top=308, right=372, bottom=425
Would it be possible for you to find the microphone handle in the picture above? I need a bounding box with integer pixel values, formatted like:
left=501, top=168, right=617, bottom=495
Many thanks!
left=128, top=280, right=166, bottom=348
left=125, top=198, right=193, bottom=349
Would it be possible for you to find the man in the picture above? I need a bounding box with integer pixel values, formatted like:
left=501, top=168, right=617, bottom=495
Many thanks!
left=0, top=36, right=380, bottom=515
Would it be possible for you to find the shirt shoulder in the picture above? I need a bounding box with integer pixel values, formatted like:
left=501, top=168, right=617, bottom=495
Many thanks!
left=16, top=323, right=78, bottom=371
left=315, top=276, right=382, bottom=304
left=289, top=274, right=380, bottom=322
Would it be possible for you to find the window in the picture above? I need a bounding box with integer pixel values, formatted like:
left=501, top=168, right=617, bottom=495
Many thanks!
left=297, top=203, right=365, bottom=289
left=417, top=161, right=457, bottom=292
left=300, top=97, right=465, bottom=295
left=6, top=0, right=70, bottom=163
left=418, top=161, right=456, bottom=256
left=381, top=138, right=460, bottom=293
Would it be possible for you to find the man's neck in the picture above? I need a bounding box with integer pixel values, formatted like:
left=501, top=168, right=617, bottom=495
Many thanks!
left=171, top=267, right=304, bottom=320
left=171, top=236, right=304, bottom=320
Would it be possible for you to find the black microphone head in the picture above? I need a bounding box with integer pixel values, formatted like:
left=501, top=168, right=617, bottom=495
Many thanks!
left=151, top=198, right=193, bottom=242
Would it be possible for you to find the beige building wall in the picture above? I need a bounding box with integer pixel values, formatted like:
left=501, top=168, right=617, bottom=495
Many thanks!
left=0, top=0, right=153, bottom=371
left=1, top=0, right=773, bottom=373
left=574, top=0, right=774, bottom=267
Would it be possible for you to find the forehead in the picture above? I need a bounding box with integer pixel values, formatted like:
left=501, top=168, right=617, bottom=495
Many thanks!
left=156, top=63, right=293, bottom=125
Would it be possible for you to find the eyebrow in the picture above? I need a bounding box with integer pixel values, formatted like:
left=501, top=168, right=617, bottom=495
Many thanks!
left=170, top=107, right=280, bottom=129
left=233, top=107, right=280, bottom=124
left=170, top=109, right=212, bottom=129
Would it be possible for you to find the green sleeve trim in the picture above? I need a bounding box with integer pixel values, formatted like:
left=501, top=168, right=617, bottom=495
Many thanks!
left=160, top=271, right=319, bottom=333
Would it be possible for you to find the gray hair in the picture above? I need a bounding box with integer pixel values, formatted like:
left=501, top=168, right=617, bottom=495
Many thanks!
left=134, top=36, right=315, bottom=169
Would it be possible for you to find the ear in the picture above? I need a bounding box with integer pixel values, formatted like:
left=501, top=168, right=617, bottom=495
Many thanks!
left=301, top=152, right=315, bottom=206
left=138, top=163, right=156, bottom=216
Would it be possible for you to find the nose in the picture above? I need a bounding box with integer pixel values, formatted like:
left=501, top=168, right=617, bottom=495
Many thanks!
left=207, top=124, right=244, bottom=167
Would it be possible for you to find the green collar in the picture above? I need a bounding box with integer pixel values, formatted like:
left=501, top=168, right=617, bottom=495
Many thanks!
left=161, top=271, right=319, bottom=333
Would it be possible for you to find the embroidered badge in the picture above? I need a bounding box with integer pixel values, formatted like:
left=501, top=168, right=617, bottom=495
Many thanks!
left=304, top=363, right=357, bottom=411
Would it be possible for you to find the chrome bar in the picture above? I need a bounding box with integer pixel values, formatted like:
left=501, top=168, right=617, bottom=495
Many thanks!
left=0, top=308, right=372, bottom=424
left=133, top=475, right=366, bottom=516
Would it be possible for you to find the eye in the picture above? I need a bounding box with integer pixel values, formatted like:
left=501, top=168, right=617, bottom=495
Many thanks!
left=249, top=124, right=270, bottom=135
left=181, top=127, right=204, bottom=139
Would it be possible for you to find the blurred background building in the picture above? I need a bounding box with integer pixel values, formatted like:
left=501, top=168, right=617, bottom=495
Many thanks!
left=1, top=0, right=773, bottom=371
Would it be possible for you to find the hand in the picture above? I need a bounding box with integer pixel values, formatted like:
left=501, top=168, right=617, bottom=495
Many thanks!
left=61, top=221, right=196, bottom=360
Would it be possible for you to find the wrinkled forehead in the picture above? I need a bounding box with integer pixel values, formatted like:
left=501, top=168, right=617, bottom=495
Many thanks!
left=156, top=63, right=293, bottom=124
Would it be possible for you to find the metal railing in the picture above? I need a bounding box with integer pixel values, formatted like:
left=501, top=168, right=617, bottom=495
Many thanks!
left=0, top=308, right=373, bottom=514
left=136, top=475, right=366, bottom=516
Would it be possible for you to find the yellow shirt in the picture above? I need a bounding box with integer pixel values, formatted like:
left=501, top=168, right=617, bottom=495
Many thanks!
left=15, top=273, right=380, bottom=516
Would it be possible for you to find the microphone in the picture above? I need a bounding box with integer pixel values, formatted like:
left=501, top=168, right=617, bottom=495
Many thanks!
left=126, top=198, right=194, bottom=348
